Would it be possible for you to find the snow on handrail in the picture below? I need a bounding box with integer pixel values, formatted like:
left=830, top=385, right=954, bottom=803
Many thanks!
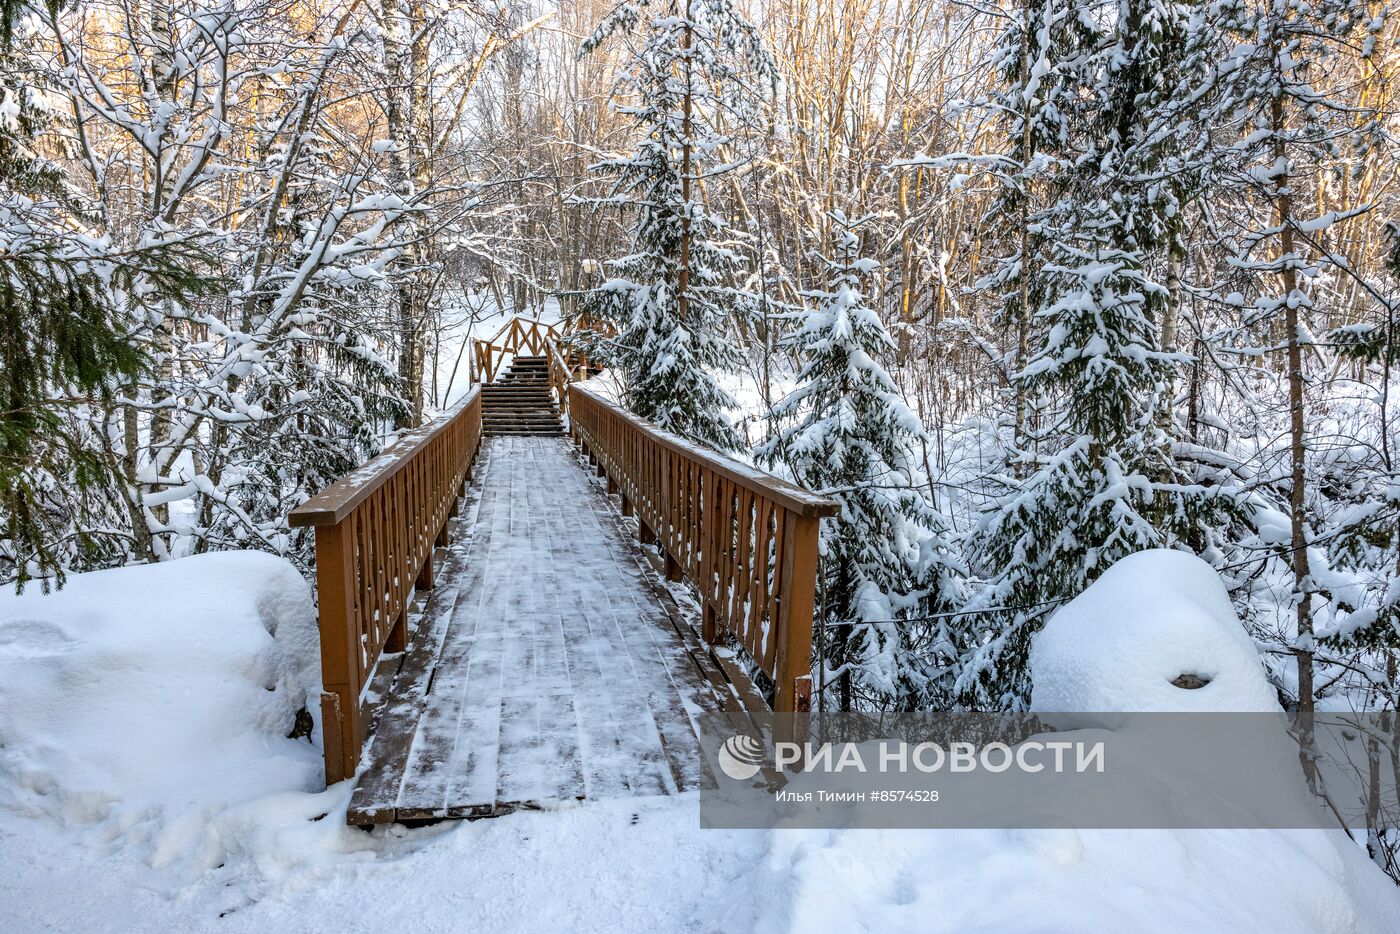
left=290, top=386, right=482, bottom=526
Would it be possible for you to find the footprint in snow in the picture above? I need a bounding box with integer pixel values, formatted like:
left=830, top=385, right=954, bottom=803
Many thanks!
left=0, top=619, right=78, bottom=659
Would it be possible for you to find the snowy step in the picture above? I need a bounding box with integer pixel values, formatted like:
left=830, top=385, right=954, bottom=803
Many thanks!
left=483, top=421, right=562, bottom=427
left=483, top=420, right=563, bottom=429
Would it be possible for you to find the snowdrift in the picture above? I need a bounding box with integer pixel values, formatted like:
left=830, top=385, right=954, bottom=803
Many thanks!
left=756, top=549, right=1400, bottom=934
left=0, top=548, right=1395, bottom=932
left=1030, top=548, right=1280, bottom=712
left=0, top=553, right=329, bottom=872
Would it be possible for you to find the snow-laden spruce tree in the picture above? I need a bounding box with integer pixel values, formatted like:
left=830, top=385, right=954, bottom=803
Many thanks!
left=956, top=0, right=1236, bottom=709
left=896, top=0, right=1091, bottom=450
left=578, top=0, right=774, bottom=451
left=758, top=212, right=965, bottom=711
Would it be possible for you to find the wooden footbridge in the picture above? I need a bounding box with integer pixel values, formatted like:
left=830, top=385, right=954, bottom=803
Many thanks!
left=290, top=318, right=837, bottom=825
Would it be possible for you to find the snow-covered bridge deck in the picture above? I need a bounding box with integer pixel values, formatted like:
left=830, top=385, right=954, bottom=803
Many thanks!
left=290, top=318, right=836, bottom=826
left=347, top=436, right=722, bottom=823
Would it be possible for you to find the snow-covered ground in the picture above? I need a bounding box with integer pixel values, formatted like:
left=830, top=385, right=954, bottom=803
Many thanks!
left=1, top=552, right=1397, bottom=932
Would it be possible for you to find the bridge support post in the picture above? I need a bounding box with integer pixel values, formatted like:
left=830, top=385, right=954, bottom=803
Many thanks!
left=386, top=612, right=408, bottom=653
left=416, top=550, right=435, bottom=591
left=639, top=520, right=655, bottom=545
left=620, top=494, right=632, bottom=517
left=663, top=550, right=682, bottom=582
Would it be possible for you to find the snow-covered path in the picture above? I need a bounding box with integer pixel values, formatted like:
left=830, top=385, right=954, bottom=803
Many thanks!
left=350, top=435, right=723, bottom=822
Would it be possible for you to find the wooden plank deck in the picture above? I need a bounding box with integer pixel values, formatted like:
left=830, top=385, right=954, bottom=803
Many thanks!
left=348, top=435, right=723, bottom=824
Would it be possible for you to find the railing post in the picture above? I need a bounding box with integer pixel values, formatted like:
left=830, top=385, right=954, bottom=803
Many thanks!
left=314, top=521, right=363, bottom=784
left=773, top=512, right=820, bottom=714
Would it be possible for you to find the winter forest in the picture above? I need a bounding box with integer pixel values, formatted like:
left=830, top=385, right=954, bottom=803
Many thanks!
left=6, top=0, right=1400, bottom=921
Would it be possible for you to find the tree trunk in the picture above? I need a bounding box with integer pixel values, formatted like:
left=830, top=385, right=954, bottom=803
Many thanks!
left=1272, top=91, right=1316, bottom=769
left=1158, top=217, right=1184, bottom=469
left=677, top=0, right=693, bottom=326
left=1011, top=0, right=1036, bottom=473
left=383, top=0, right=425, bottom=428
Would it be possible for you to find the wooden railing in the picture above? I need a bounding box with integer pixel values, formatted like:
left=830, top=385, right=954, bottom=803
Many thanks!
left=472, top=316, right=562, bottom=384
left=543, top=333, right=575, bottom=418
left=568, top=384, right=839, bottom=713
left=289, top=387, right=483, bottom=784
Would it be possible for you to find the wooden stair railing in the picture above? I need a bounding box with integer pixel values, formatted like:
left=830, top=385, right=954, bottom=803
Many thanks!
left=289, top=387, right=483, bottom=784
left=567, top=384, right=839, bottom=713
left=472, top=316, right=562, bottom=384
left=543, top=332, right=575, bottom=419
left=473, top=315, right=593, bottom=395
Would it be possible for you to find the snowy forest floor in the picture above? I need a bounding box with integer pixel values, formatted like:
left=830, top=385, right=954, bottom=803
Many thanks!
left=4, top=783, right=1397, bottom=933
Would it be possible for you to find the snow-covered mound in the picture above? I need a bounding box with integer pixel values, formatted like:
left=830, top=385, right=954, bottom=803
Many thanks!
left=0, top=553, right=326, bottom=872
left=751, top=550, right=1400, bottom=934
left=1030, top=548, right=1279, bottom=712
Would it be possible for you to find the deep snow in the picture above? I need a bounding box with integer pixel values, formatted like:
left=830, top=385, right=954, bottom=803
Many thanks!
left=0, top=551, right=1397, bottom=933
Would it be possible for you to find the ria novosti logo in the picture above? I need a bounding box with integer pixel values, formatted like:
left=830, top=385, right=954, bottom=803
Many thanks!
left=715, top=735, right=1107, bottom=780
left=716, top=734, right=765, bottom=780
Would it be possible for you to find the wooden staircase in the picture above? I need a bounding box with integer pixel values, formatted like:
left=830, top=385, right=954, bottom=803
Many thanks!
left=481, top=356, right=564, bottom=436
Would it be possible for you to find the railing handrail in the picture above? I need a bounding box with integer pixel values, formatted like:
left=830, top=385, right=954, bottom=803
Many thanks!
left=543, top=333, right=573, bottom=417
left=569, top=383, right=838, bottom=519
left=484, top=313, right=557, bottom=343
left=568, top=384, right=836, bottom=714
left=479, top=314, right=555, bottom=346
left=291, top=388, right=483, bottom=785
left=290, top=386, right=483, bottom=528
